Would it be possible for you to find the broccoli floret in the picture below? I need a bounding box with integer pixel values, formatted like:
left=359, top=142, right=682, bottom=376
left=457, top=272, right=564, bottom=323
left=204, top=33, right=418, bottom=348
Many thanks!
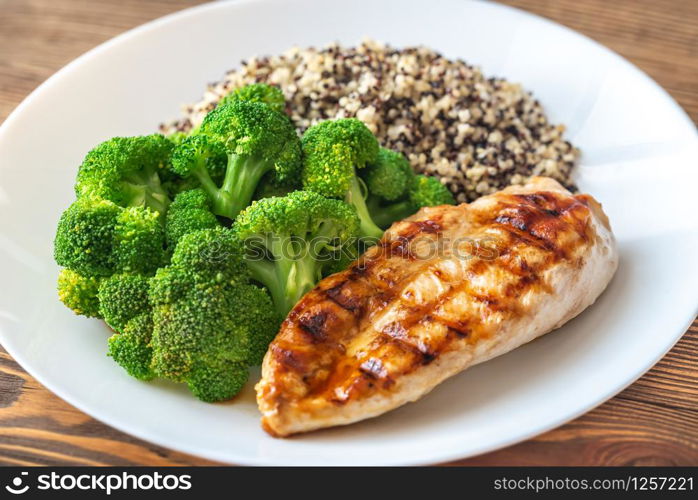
left=362, top=148, right=413, bottom=201
left=149, top=228, right=279, bottom=401
left=370, top=174, right=456, bottom=228
left=171, top=100, right=302, bottom=221
left=234, top=190, right=360, bottom=315
left=409, top=174, right=456, bottom=207
left=169, top=133, right=227, bottom=185
left=112, top=206, right=167, bottom=273
left=98, top=273, right=155, bottom=380
left=233, top=284, right=280, bottom=366
left=75, top=135, right=174, bottom=216
left=219, top=83, right=286, bottom=114
left=165, top=189, right=220, bottom=248
left=184, top=357, right=248, bottom=403
left=57, top=135, right=172, bottom=280
left=108, top=312, right=155, bottom=380
left=54, top=196, right=120, bottom=276
left=54, top=196, right=166, bottom=277
left=301, top=118, right=382, bottom=240
left=98, top=274, right=151, bottom=332
left=57, top=269, right=102, bottom=318
left=157, top=133, right=215, bottom=198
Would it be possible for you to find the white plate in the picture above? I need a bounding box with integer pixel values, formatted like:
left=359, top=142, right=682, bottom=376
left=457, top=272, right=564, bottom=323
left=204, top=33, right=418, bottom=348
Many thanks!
left=1, top=0, right=697, bottom=466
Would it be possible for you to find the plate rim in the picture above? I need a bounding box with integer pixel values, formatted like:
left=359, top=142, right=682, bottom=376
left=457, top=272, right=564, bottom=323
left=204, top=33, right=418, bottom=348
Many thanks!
left=1, top=0, right=697, bottom=465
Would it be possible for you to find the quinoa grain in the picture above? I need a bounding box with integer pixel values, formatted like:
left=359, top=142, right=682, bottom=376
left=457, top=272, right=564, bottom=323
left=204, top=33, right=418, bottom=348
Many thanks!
left=161, top=39, right=578, bottom=202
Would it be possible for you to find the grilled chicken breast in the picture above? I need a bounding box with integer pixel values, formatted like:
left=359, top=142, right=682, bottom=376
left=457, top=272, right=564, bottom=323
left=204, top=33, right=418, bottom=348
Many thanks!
left=256, top=177, right=618, bottom=437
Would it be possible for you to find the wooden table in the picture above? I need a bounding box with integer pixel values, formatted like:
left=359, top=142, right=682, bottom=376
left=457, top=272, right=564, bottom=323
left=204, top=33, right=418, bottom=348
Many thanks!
left=1, top=0, right=696, bottom=466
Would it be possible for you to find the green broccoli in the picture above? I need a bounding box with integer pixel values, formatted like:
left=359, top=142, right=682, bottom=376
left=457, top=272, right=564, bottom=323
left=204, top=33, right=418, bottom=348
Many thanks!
left=361, top=147, right=414, bottom=201
left=99, top=273, right=155, bottom=381
left=56, top=134, right=176, bottom=281
left=171, top=100, right=302, bottom=221
left=54, top=196, right=166, bottom=277
left=165, top=189, right=221, bottom=248
left=57, top=269, right=102, bottom=318
left=300, top=118, right=382, bottom=240
left=234, top=190, right=360, bottom=315
left=98, top=274, right=151, bottom=332
left=369, top=174, right=456, bottom=228
left=157, top=132, right=216, bottom=198
left=149, top=228, right=279, bottom=401
left=230, top=283, right=280, bottom=366
left=410, top=175, right=455, bottom=207
left=219, top=83, right=287, bottom=114
left=108, top=313, right=155, bottom=381
left=361, top=148, right=455, bottom=228
left=75, top=135, right=174, bottom=216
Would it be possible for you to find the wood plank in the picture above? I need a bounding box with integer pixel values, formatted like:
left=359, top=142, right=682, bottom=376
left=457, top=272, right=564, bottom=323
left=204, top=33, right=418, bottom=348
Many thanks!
left=501, top=0, right=698, bottom=122
left=0, top=348, right=214, bottom=465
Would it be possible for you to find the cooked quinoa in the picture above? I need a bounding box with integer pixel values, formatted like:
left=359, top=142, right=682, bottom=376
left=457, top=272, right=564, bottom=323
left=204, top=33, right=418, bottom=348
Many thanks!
left=161, top=39, right=578, bottom=203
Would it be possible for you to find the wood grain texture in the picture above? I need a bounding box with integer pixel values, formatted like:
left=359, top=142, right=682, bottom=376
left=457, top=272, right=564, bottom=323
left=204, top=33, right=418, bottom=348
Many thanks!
left=0, top=0, right=696, bottom=466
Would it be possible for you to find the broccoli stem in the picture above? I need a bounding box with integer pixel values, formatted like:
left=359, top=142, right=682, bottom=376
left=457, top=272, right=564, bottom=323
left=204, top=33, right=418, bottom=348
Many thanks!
left=346, top=177, right=384, bottom=240
left=189, top=157, right=221, bottom=203
left=244, top=235, right=318, bottom=316
left=200, top=154, right=271, bottom=221
left=245, top=259, right=279, bottom=304
left=224, top=154, right=271, bottom=219
left=121, top=167, right=171, bottom=216
left=288, top=255, right=317, bottom=308
left=369, top=198, right=414, bottom=228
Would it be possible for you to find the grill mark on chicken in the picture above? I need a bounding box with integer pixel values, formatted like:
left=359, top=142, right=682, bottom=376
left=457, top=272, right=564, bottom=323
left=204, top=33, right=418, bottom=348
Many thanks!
left=382, top=235, right=416, bottom=260
left=380, top=321, right=435, bottom=361
left=347, top=258, right=376, bottom=279
left=494, top=213, right=559, bottom=253
left=379, top=219, right=444, bottom=261
left=258, top=178, right=617, bottom=436
left=270, top=343, right=307, bottom=372
left=379, top=320, right=437, bottom=363
left=398, top=219, right=444, bottom=240
left=314, top=338, right=404, bottom=401
left=425, top=311, right=471, bottom=339
left=446, top=325, right=470, bottom=339
left=419, top=316, right=467, bottom=360
left=297, top=311, right=331, bottom=343
left=325, top=281, right=363, bottom=313
left=417, top=219, right=442, bottom=232
left=489, top=192, right=592, bottom=259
